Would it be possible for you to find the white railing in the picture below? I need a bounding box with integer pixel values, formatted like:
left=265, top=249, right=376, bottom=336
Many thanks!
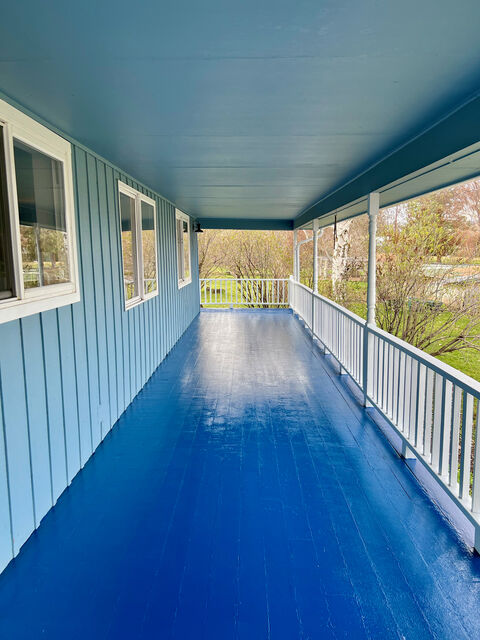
left=290, top=276, right=480, bottom=548
left=200, top=278, right=289, bottom=308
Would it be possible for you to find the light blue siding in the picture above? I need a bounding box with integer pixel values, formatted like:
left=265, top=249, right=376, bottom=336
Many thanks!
left=40, top=311, right=69, bottom=503
left=0, top=322, right=35, bottom=555
left=19, top=315, right=52, bottom=525
left=0, top=135, right=200, bottom=573
left=0, top=384, right=12, bottom=570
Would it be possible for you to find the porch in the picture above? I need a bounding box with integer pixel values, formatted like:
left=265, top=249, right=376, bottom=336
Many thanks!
left=0, top=310, right=479, bottom=639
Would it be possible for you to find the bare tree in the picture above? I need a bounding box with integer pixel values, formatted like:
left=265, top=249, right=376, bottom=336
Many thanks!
left=377, top=196, right=480, bottom=356
left=331, top=219, right=353, bottom=299
left=451, top=179, right=480, bottom=228
left=198, top=230, right=227, bottom=278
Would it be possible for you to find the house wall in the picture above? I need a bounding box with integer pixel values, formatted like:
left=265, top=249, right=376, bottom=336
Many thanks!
left=0, top=138, right=200, bottom=573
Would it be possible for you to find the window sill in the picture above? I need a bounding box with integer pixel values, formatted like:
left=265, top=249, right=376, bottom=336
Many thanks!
left=178, top=278, right=192, bottom=289
left=0, top=289, right=80, bottom=325
left=124, top=289, right=158, bottom=311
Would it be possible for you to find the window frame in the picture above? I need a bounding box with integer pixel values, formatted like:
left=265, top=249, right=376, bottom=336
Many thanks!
left=175, top=209, right=191, bottom=289
left=0, top=98, right=80, bottom=324
left=118, top=180, right=158, bottom=310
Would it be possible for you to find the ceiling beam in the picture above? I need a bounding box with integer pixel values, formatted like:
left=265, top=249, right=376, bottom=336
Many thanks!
left=198, top=218, right=294, bottom=230
left=294, top=93, right=480, bottom=229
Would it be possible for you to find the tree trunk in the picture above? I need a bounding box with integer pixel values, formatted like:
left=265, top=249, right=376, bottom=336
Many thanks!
left=331, top=219, right=352, bottom=296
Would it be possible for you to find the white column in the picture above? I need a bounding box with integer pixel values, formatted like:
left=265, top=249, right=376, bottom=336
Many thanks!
left=293, top=229, right=298, bottom=280
left=367, top=192, right=379, bottom=325
left=363, top=192, right=379, bottom=407
left=313, top=219, right=319, bottom=294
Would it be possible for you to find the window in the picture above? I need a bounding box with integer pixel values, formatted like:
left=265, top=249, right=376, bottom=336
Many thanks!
left=176, top=209, right=191, bottom=288
left=0, top=98, right=79, bottom=324
left=118, top=181, right=158, bottom=309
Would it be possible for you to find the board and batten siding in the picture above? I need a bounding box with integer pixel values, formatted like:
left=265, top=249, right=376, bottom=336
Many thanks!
left=0, top=142, right=200, bottom=573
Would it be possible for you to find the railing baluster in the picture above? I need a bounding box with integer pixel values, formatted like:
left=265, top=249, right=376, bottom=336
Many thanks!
left=390, top=346, right=397, bottom=419
left=415, top=363, right=426, bottom=450
left=424, top=368, right=434, bottom=461
left=471, top=401, right=480, bottom=513
left=408, top=359, right=418, bottom=443
left=459, top=393, right=474, bottom=501
left=390, top=345, right=396, bottom=420
left=449, top=386, right=462, bottom=490
left=379, top=339, right=385, bottom=410
left=432, top=375, right=444, bottom=472
left=384, top=343, right=390, bottom=417
left=353, top=321, right=357, bottom=381
left=351, top=320, right=355, bottom=379
left=394, top=349, right=401, bottom=426
left=439, top=380, right=453, bottom=478
left=404, top=352, right=410, bottom=430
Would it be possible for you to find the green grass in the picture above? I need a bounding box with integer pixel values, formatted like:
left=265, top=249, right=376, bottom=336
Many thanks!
left=435, top=349, right=480, bottom=382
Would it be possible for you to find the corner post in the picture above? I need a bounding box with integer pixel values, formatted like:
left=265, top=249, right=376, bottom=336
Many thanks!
left=363, top=192, right=379, bottom=406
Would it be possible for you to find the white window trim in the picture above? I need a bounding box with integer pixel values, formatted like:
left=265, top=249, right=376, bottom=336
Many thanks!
left=0, top=98, right=80, bottom=325
left=118, top=181, right=158, bottom=310
left=176, top=209, right=192, bottom=289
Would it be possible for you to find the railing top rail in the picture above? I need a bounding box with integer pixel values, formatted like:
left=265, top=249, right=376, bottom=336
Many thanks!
left=200, top=278, right=288, bottom=282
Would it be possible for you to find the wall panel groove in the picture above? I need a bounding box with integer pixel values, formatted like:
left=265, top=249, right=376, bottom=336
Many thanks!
left=0, top=370, right=14, bottom=567
left=19, top=319, right=39, bottom=528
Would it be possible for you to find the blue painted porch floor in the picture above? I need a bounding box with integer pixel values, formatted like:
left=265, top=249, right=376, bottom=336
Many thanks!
left=1, top=311, right=480, bottom=639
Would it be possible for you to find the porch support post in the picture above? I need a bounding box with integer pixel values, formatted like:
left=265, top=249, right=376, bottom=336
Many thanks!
left=363, top=192, right=379, bottom=406
left=293, top=229, right=298, bottom=281
left=292, top=229, right=298, bottom=311
left=366, top=192, right=379, bottom=325
left=313, top=219, right=319, bottom=294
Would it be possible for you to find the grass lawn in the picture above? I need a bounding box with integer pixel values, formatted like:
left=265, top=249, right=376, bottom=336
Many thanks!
left=436, top=349, right=480, bottom=382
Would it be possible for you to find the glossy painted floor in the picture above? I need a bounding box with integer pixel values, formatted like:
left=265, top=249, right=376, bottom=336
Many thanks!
left=1, top=310, right=480, bottom=639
